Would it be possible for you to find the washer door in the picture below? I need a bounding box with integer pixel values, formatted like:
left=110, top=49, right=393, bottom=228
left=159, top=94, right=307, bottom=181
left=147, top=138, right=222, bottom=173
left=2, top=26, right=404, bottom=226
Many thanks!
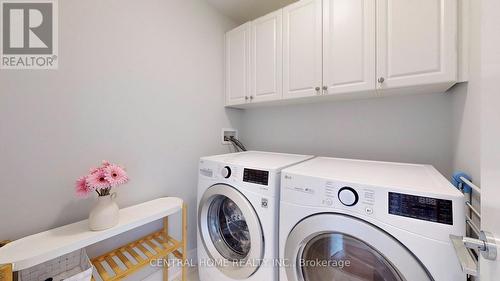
left=199, top=184, right=264, bottom=279
left=285, top=214, right=433, bottom=281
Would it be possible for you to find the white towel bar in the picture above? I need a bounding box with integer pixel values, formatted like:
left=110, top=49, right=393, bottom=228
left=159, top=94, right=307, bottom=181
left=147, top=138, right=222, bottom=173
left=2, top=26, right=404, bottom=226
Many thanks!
left=465, top=215, right=480, bottom=236
left=465, top=201, right=481, bottom=219
left=460, top=176, right=481, bottom=194
left=451, top=175, right=497, bottom=277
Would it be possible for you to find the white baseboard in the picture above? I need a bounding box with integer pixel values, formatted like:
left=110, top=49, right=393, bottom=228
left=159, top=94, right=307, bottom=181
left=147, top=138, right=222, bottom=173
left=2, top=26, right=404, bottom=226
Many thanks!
left=141, top=248, right=197, bottom=281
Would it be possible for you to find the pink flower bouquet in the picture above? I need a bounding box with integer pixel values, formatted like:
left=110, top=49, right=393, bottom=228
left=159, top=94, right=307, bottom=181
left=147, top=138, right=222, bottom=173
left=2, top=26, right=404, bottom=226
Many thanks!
left=76, top=160, right=129, bottom=198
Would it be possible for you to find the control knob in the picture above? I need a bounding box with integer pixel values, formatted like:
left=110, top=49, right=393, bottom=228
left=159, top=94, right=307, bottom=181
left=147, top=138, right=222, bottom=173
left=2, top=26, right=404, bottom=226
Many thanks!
left=221, top=166, right=232, bottom=179
left=338, top=187, right=359, bottom=206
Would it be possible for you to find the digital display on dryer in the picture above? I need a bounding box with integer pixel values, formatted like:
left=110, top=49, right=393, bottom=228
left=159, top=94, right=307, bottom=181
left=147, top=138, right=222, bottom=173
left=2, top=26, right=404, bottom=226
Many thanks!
left=388, top=192, right=453, bottom=225
left=243, top=169, right=269, bottom=186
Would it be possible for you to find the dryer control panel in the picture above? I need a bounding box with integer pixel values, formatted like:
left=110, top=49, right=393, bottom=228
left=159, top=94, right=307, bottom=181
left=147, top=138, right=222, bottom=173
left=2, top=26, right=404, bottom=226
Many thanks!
left=280, top=171, right=464, bottom=242
left=388, top=192, right=453, bottom=225
left=281, top=173, right=377, bottom=216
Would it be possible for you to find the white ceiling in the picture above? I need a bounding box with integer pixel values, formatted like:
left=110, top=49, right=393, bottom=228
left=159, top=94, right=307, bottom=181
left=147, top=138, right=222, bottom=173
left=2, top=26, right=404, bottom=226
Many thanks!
left=207, top=0, right=296, bottom=24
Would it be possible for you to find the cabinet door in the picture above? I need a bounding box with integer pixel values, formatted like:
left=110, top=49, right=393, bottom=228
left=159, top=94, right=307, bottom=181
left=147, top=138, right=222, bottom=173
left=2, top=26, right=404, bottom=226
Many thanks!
left=323, top=0, right=376, bottom=95
left=250, top=10, right=283, bottom=103
left=283, top=0, right=323, bottom=99
left=376, top=0, right=457, bottom=90
left=225, top=23, right=251, bottom=106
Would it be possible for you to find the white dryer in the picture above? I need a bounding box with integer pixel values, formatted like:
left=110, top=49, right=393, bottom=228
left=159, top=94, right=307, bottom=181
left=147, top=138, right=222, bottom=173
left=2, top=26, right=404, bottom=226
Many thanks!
left=279, top=157, right=466, bottom=281
left=197, top=151, right=313, bottom=281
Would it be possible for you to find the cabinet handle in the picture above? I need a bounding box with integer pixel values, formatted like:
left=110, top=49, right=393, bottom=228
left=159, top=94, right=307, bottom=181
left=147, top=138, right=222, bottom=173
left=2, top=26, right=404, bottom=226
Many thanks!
left=315, top=87, right=321, bottom=93
left=245, top=96, right=249, bottom=100
left=322, top=86, right=328, bottom=93
left=249, top=96, right=254, bottom=100
left=378, top=77, right=385, bottom=83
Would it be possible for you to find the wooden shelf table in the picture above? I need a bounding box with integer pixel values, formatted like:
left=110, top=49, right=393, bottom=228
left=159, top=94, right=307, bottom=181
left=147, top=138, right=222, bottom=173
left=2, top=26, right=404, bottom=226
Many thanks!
left=0, top=197, right=187, bottom=281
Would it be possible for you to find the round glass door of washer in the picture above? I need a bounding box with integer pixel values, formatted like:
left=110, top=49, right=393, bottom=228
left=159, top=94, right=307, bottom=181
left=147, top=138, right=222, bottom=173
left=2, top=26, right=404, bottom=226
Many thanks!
left=207, top=196, right=251, bottom=260
left=198, top=184, right=264, bottom=279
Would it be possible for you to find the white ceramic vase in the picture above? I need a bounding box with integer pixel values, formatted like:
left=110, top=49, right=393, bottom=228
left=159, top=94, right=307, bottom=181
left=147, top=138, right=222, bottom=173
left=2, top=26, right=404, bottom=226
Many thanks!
left=89, top=193, right=119, bottom=231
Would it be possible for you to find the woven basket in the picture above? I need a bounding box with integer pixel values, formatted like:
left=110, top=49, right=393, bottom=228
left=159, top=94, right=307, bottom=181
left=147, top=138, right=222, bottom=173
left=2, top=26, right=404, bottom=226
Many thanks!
left=18, top=249, right=92, bottom=281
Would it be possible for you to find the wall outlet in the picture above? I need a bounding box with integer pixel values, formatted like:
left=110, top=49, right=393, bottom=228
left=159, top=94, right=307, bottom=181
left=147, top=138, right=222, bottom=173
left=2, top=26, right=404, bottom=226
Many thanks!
left=222, top=128, right=238, bottom=144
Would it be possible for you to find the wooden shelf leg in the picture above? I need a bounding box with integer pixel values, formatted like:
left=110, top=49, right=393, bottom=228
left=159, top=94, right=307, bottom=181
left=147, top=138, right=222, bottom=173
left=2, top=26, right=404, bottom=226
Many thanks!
left=1, top=264, right=13, bottom=281
left=182, top=203, right=187, bottom=281
left=163, top=217, right=169, bottom=281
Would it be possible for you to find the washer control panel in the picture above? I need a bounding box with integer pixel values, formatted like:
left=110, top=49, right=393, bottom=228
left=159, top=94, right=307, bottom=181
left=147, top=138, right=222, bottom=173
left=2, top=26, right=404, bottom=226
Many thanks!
left=199, top=159, right=279, bottom=198
left=243, top=168, right=269, bottom=186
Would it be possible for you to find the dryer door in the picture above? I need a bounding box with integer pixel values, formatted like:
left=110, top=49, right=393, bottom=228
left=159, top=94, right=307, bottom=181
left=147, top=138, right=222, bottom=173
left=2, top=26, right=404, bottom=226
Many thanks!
left=285, top=214, right=433, bottom=281
left=198, top=184, right=264, bottom=279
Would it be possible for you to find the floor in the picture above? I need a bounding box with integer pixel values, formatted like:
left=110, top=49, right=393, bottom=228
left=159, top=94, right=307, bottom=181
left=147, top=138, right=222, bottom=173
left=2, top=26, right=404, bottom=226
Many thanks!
left=173, top=268, right=199, bottom=281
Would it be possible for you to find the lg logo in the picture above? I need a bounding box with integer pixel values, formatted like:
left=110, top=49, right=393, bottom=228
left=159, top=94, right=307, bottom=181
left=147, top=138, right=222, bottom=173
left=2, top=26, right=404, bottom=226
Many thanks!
left=1, top=0, right=58, bottom=69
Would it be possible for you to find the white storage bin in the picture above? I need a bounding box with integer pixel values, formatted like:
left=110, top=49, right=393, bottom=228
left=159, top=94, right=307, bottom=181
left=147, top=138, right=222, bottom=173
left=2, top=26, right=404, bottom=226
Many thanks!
left=19, top=249, right=93, bottom=281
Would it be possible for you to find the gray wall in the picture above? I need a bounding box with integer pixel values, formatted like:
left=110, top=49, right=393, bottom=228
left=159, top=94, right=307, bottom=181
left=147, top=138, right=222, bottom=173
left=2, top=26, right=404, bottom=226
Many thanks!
left=0, top=0, right=239, bottom=262
left=451, top=0, right=481, bottom=183
left=451, top=83, right=480, bottom=181
left=240, top=92, right=456, bottom=178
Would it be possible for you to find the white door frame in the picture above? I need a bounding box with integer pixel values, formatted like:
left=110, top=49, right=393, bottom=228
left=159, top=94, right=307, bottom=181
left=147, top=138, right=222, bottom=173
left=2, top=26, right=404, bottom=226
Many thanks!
left=479, top=0, right=500, bottom=278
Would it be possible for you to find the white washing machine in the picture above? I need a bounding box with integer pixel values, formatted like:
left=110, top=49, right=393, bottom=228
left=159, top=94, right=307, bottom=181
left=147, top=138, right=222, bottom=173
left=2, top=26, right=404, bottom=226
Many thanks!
left=197, top=151, right=313, bottom=281
left=279, top=157, right=466, bottom=281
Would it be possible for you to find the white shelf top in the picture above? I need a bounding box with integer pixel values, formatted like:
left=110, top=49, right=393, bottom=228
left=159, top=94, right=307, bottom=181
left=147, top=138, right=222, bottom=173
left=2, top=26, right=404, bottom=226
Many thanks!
left=0, top=197, right=183, bottom=271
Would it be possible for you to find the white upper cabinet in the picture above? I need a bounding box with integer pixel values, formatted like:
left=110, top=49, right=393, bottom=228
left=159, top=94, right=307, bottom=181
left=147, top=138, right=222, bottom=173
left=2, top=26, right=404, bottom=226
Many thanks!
left=250, top=10, right=283, bottom=103
left=283, top=0, right=323, bottom=99
left=376, top=0, right=458, bottom=91
left=225, top=0, right=461, bottom=107
left=225, top=23, right=250, bottom=106
left=323, top=0, right=376, bottom=96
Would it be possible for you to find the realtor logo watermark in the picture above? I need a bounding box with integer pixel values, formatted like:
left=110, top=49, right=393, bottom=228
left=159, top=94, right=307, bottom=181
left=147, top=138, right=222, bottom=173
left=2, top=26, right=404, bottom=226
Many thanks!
left=0, top=0, right=58, bottom=69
